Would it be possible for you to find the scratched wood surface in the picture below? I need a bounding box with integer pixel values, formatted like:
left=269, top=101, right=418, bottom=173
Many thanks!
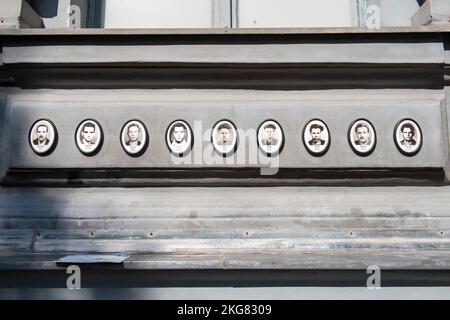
left=1, top=186, right=450, bottom=270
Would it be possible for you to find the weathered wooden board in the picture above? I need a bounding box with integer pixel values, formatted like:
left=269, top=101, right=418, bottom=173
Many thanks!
left=0, top=229, right=34, bottom=253
left=3, top=217, right=450, bottom=231
left=30, top=237, right=450, bottom=254
left=2, top=250, right=450, bottom=270
left=1, top=186, right=450, bottom=269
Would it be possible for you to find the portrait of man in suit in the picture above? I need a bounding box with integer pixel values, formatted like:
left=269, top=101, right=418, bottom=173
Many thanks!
left=125, top=124, right=141, bottom=146
left=170, top=123, right=188, bottom=151
left=308, top=124, right=326, bottom=146
left=29, top=119, right=57, bottom=156
left=400, top=123, right=417, bottom=146
left=80, top=121, right=97, bottom=149
left=167, top=120, right=192, bottom=156
left=261, top=123, right=278, bottom=146
left=303, top=119, right=330, bottom=156
left=122, top=120, right=147, bottom=156
left=76, top=119, right=103, bottom=155
left=394, top=119, right=422, bottom=156
left=32, top=124, right=50, bottom=147
left=217, top=123, right=233, bottom=146
left=349, top=119, right=376, bottom=156
left=212, top=120, right=237, bottom=156
left=258, top=120, right=284, bottom=156
left=354, top=122, right=371, bottom=146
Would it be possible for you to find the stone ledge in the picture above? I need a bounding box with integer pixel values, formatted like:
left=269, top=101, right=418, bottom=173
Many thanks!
left=0, top=26, right=449, bottom=36
left=413, top=0, right=450, bottom=26
left=0, top=0, right=43, bottom=29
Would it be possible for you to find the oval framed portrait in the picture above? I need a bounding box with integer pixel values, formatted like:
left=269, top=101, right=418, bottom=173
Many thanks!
left=29, top=119, right=58, bottom=156
left=120, top=120, right=149, bottom=157
left=348, top=119, right=377, bottom=157
left=302, top=119, right=331, bottom=157
left=257, top=119, right=284, bottom=157
left=166, top=120, right=193, bottom=157
left=75, top=119, right=103, bottom=156
left=211, top=119, right=238, bottom=157
left=393, top=118, right=422, bottom=157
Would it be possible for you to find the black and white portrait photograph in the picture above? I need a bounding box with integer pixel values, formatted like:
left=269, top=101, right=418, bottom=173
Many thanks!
left=166, top=120, right=193, bottom=156
left=394, top=118, right=422, bottom=156
left=29, top=119, right=58, bottom=156
left=121, top=120, right=148, bottom=157
left=75, top=119, right=103, bottom=155
left=302, top=119, right=330, bottom=156
left=348, top=119, right=377, bottom=156
left=257, top=120, right=284, bottom=156
left=212, top=120, right=238, bottom=156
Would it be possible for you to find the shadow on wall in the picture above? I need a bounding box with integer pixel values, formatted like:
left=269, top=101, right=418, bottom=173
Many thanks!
left=26, top=0, right=97, bottom=28
left=27, top=0, right=59, bottom=18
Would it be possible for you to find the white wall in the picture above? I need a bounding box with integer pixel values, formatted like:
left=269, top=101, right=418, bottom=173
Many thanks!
left=380, top=0, right=420, bottom=26
left=237, top=0, right=358, bottom=28
left=101, top=0, right=422, bottom=29
left=103, top=0, right=213, bottom=28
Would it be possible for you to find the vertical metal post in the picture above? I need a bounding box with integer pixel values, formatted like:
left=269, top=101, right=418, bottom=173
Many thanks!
left=230, top=0, right=238, bottom=28
left=212, top=0, right=232, bottom=28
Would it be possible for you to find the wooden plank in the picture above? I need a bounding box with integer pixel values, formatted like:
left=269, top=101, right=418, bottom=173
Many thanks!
left=2, top=187, right=450, bottom=218
left=32, top=238, right=450, bottom=254
left=0, top=217, right=445, bottom=231
left=125, top=251, right=450, bottom=270
left=3, top=206, right=450, bottom=219
left=3, top=249, right=450, bottom=270
left=0, top=229, right=34, bottom=239
left=0, top=240, right=33, bottom=253
left=2, top=187, right=450, bottom=269
left=3, top=217, right=450, bottom=230
left=0, top=229, right=34, bottom=253
left=30, top=229, right=450, bottom=240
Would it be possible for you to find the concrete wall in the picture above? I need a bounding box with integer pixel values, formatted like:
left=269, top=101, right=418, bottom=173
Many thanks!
left=381, top=0, right=420, bottom=27
left=237, top=0, right=357, bottom=28
left=103, top=0, right=213, bottom=28
left=102, top=0, right=358, bottom=29
left=3, top=89, right=445, bottom=171
left=0, top=0, right=434, bottom=29
left=100, top=0, right=423, bottom=28
left=1, top=29, right=450, bottom=292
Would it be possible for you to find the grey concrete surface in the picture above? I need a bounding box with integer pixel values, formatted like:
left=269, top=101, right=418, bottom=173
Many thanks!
left=2, top=89, right=445, bottom=170
left=2, top=42, right=444, bottom=64
left=0, top=287, right=450, bottom=300
left=412, top=0, right=450, bottom=26
left=0, top=26, right=450, bottom=35
left=0, top=0, right=43, bottom=28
